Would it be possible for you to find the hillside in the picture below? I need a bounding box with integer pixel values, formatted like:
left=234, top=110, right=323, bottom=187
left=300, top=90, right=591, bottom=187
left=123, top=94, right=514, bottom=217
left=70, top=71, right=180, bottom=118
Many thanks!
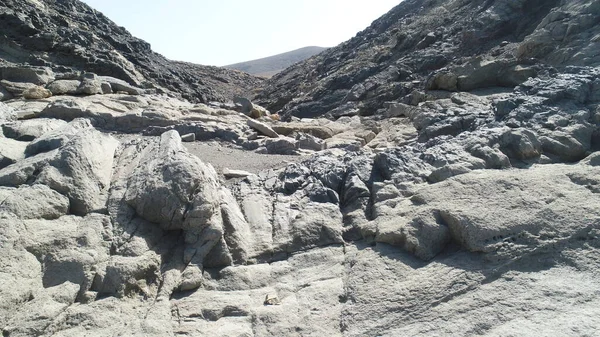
left=0, top=0, right=262, bottom=102
left=224, top=46, right=327, bottom=77
left=255, top=0, right=598, bottom=119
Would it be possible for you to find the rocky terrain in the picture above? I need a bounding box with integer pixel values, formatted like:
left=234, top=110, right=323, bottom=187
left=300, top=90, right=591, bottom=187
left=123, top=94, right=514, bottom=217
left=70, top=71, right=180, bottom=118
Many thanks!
left=1, top=0, right=600, bottom=336
left=0, top=0, right=262, bottom=103
left=224, top=46, right=328, bottom=78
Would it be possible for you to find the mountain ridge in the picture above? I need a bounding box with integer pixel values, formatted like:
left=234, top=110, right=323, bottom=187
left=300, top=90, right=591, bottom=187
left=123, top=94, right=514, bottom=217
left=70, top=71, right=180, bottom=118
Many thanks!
left=224, top=46, right=328, bottom=78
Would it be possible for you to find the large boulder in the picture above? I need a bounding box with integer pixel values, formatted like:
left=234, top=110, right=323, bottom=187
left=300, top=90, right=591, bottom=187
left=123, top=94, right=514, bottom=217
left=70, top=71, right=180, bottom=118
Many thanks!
left=124, top=131, right=221, bottom=232
left=371, top=161, right=600, bottom=260
left=47, top=79, right=81, bottom=95
left=22, top=85, right=52, bottom=99
left=25, top=118, right=93, bottom=156
left=35, top=129, right=119, bottom=215
left=0, top=128, right=119, bottom=215
left=99, top=76, right=144, bottom=95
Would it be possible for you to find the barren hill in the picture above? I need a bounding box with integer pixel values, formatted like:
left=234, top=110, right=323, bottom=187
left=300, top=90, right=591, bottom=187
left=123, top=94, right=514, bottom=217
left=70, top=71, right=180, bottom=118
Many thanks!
left=224, top=46, right=328, bottom=78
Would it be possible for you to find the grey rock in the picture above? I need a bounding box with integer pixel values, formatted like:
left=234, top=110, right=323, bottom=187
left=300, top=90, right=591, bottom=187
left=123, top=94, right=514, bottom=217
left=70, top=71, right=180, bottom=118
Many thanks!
left=77, top=78, right=104, bottom=95
left=2, top=118, right=68, bottom=141
left=233, top=96, right=253, bottom=114
left=0, top=148, right=58, bottom=186
left=33, top=129, right=119, bottom=215
left=0, top=185, right=69, bottom=220
left=0, top=65, right=55, bottom=85
left=0, top=102, right=16, bottom=121
left=124, top=131, right=220, bottom=231
left=500, top=129, right=542, bottom=161
left=47, top=79, right=81, bottom=95
left=247, top=118, right=279, bottom=138
left=272, top=121, right=341, bottom=139
left=101, top=82, right=113, bottom=94
left=0, top=80, right=37, bottom=96
left=263, top=136, right=298, bottom=155
left=92, top=254, right=161, bottom=298
left=98, top=76, right=144, bottom=95
left=223, top=168, right=253, bottom=179
left=25, top=118, right=93, bottom=156
left=180, top=132, right=195, bottom=142
left=0, top=137, right=26, bottom=169
left=122, top=131, right=226, bottom=272
left=296, top=132, right=324, bottom=151
left=0, top=84, right=13, bottom=101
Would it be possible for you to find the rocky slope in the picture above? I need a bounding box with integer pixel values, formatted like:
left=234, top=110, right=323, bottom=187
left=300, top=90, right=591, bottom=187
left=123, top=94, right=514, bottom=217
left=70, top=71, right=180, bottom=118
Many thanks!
left=256, top=0, right=600, bottom=119
left=0, top=0, right=262, bottom=102
left=1, top=0, right=600, bottom=336
left=224, top=46, right=328, bottom=78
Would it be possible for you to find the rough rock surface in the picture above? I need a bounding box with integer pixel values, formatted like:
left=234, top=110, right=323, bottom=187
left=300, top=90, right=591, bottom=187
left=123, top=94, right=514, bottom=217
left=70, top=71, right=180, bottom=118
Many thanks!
left=1, top=0, right=600, bottom=336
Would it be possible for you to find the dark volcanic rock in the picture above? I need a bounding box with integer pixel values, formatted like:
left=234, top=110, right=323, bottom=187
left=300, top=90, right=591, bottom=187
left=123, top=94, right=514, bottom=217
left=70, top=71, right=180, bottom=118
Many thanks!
left=256, top=0, right=599, bottom=119
left=0, top=0, right=262, bottom=103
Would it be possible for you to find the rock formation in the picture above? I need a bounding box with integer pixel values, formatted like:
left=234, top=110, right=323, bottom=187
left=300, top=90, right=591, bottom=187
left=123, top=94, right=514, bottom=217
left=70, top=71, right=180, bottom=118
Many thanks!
left=1, top=0, right=599, bottom=336
left=0, top=0, right=262, bottom=103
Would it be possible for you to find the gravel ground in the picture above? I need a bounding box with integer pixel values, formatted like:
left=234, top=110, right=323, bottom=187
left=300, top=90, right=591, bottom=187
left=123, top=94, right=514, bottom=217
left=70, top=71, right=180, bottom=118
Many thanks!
left=183, top=141, right=302, bottom=174
left=108, top=132, right=301, bottom=175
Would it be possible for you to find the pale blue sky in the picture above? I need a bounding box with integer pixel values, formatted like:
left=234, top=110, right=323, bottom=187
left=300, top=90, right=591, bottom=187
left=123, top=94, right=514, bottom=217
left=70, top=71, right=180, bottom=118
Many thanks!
left=81, top=0, right=401, bottom=66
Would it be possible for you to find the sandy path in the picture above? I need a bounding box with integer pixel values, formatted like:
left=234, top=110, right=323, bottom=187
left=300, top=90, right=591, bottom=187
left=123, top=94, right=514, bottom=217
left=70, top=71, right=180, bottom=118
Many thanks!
left=183, top=142, right=301, bottom=174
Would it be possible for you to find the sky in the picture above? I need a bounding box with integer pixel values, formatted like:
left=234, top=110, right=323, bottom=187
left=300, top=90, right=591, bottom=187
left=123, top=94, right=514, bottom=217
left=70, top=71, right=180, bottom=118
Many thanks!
left=81, top=0, right=401, bottom=66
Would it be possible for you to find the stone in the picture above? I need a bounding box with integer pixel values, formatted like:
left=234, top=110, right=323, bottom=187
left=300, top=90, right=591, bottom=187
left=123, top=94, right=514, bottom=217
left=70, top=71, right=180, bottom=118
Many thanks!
left=0, top=65, right=55, bottom=85
left=25, top=118, right=93, bottom=156
left=77, top=78, right=104, bottom=95
left=98, top=76, right=144, bottom=95
left=180, top=132, right=195, bottom=142
left=0, top=1, right=600, bottom=336
left=0, top=185, right=69, bottom=220
left=46, top=79, right=81, bottom=95
left=272, top=122, right=338, bottom=139
left=372, top=162, right=600, bottom=260
left=22, top=85, right=52, bottom=99
left=0, top=84, right=13, bottom=101
left=428, top=71, right=458, bottom=91
left=2, top=118, right=68, bottom=141
left=250, top=104, right=270, bottom=119
left=0, top=147, right=58, bottom=186
left=121, top=131, right=226, bottom=271
left=0, top=80, right=37, bottom=96
left=500, top=129, right=542, bottom=161
left=296, top=132, right=324, bottom=151
left=262, top=136, right=298, bottom=155
left=0, top=102, right=16, bottom=121
left=233, top=96, right=253, bottom=114
left=124, top=131, right=220, bottom=230
left=247, top=118, right=279, bottom=138
left=33, top=129, right=119, bottom=215
left=223, top=168, right=253, bottom=179
left=0, top=137, right=26, bottom=169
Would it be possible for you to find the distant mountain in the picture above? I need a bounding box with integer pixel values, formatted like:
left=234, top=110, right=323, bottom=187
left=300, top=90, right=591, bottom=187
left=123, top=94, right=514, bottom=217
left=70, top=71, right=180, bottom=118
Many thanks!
left=224, top=46, right=328, bottom=78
